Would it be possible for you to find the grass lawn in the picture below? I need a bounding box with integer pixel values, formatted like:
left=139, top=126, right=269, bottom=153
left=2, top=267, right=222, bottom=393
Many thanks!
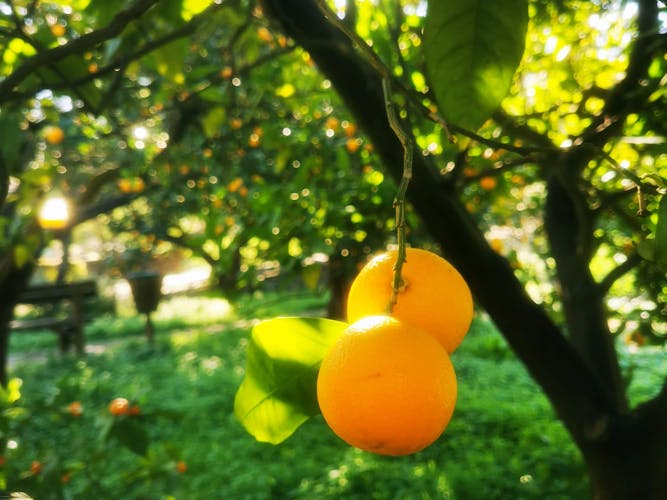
left=3, top=290, right=662, bottom=499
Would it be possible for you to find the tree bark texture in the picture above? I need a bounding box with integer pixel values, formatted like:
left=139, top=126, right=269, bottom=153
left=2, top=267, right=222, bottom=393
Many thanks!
left=261, top=1, right=667, bottom=498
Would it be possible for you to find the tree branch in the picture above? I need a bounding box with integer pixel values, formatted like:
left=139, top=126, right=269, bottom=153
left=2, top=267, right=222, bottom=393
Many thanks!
left=0, top=0, right=160, bottom=103
left=598, top=252, right=642, bottom=295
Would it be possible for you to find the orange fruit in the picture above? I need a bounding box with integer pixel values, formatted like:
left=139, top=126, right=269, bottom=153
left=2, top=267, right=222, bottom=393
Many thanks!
left=220, top=66, right=233, bottom=79
left=479, top=176, right=497, bottom=191
left=343, top=122, right=357, bottom=137
left=317, top=315, right=457, bottom=456
left=30, top=461, right=43, bottom=475
left=108, top=397, right=130, bottom=416
left=257, top=26, right=273, bottom=43
left=44, top=126, right=65, bottom=145
left=50, top=24, right=66, bottom=37
left=346, top=248, right=472, bottom=353
left=325, top=116, right=340, bottom=131
left=67, top=401, right=83, bottom=417
left=345, top=138, right=360, bottom=153
left=176, top=460, right=187, bottom=474
left=227, top=177, right=243, bottom=192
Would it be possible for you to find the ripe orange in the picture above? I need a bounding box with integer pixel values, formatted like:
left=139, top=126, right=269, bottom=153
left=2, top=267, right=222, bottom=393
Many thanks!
left=346, top=248, right=473, bottom=353
left=343, top=121, right=357, bottom=137
left=50, top=24, right=66, bottom=37
left=108, top=397, right=129, bottom=416
left=257, top=26, right=273, bottom=43
left=67, top=401, right=83, bottom=417
left=176, top=460, right=187, bottom=474
left=30, top=460, right=43, bottom=475
left=479, top=176, right=497, bottom=191
left=44, top=126, right=65, bottom=145
left=345, top=138, right=360, bottom=154
left=220, top=66, right=233, bottom=79
left=317, top=315, right=457, bottom=456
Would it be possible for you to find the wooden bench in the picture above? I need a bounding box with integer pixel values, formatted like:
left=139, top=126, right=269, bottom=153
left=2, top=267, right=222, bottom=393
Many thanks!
left=10, top=280, right=98, bottom=354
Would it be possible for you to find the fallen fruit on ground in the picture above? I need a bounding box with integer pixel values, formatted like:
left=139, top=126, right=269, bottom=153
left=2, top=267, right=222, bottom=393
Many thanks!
left=346, top=248, right=473, bottom=352
left=317, top=315, right=457, bottom=456
left=108, top=397, right=130, bottom=416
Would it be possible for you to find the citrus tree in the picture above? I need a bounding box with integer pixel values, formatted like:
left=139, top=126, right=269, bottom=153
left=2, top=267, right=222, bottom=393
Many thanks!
left=232, top=0, right=665, bottom=498
left=0, top=0, right=665, bottom=498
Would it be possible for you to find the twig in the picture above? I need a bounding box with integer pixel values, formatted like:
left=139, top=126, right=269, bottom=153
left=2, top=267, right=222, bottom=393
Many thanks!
left=382, top=78, right=413, bottom=312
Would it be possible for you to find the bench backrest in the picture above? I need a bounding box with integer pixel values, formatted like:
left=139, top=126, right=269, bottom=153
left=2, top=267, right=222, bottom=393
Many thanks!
left=17, top=280, right=98, bottom=304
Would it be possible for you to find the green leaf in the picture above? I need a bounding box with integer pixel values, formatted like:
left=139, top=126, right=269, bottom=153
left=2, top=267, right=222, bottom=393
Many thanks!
left=655, top=195, right=667, bottom=271
left=202, top=107, right=226, bottom=138
left=234, top=317, right=347, bottom=444
left=424, top=0, right=528, bottom=132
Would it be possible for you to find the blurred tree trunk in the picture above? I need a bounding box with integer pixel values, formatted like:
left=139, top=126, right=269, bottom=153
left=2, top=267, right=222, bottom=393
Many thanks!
left=325, top=251, right=348, bottom=320
left=261, top=1, right=667, bottom=498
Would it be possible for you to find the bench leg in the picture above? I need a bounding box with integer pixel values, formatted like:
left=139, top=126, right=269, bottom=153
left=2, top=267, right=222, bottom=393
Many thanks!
left=58, top=329, right=72, bottom=354
left=71, top=297, right=85, bottom=355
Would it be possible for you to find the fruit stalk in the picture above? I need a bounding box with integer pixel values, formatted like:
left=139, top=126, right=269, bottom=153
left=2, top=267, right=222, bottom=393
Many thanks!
left=382, top=78, right=413, bottom=312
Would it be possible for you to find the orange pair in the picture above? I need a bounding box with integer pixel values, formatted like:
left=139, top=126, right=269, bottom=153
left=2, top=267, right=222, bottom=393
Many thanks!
left=317, top=248, right=473, bottom=456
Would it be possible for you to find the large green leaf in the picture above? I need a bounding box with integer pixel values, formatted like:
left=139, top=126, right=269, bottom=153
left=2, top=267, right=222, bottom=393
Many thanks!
left=234, top=317, right=347, bottom=444
left=655, top=194, right=667, bottom=271
left=424, top=0, right=528, bottom=132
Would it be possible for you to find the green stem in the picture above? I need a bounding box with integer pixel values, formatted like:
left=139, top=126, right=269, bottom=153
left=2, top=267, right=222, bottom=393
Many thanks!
left=382, top=78, right=413, bottom=312
left=313, top=0, right=416, bottom=311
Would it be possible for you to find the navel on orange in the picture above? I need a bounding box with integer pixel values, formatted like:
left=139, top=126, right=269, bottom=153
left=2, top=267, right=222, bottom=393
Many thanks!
left=346, top=248, right=473, bottom=353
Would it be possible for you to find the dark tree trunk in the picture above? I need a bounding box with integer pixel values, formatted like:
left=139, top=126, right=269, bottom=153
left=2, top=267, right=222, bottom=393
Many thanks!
left=325, top=252, right=348, bottom=320
left=582, top=386, right=667, bottom=499
left=545, top=173, right=627, bottom=411
left=262, top=1, right=667, bottom=497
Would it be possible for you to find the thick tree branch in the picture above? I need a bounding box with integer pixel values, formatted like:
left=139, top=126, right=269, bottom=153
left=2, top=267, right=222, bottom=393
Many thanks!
left=545, top=173, right=627, bottom=411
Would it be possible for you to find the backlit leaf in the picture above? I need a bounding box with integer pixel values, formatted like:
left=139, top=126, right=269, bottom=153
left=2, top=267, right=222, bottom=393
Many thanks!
left=424, top=0, right=528, bottom=132
left=234, top=317, right=347, bottom=444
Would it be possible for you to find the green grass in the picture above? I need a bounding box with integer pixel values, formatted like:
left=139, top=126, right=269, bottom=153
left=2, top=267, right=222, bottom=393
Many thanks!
left=4, top=293, right=662, bottom=499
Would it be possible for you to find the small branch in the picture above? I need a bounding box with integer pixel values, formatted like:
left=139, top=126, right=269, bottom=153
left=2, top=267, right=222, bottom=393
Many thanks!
left=598, top=252, right=642, bottom=295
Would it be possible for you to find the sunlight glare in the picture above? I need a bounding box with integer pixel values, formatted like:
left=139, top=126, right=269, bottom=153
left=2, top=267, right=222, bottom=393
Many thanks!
left=38, top=196, right=70, bottom=230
